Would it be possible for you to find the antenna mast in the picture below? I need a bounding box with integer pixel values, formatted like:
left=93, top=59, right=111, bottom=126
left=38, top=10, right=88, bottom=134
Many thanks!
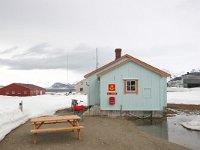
left=96, top=48, right=99, bottom=69
left=67, top=54, right=68, bottom=82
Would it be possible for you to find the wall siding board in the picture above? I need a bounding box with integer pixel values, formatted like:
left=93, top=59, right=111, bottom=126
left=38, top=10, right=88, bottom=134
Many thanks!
left=100, top=62, right=166, bottom=111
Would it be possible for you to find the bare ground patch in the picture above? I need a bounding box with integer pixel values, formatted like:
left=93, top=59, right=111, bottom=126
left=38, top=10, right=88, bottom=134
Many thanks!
left=167, top=103, right=200, bottom=114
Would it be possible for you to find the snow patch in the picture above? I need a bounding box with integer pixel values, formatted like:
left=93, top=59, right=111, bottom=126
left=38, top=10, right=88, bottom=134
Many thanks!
left=0, top=108, right=29, bottom=141
left=167, top=87, right=200, bottom=104
left=181, top=117, right=200, bottom=131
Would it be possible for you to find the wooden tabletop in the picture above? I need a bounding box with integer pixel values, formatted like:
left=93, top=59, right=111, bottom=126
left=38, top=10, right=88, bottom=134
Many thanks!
left=31, top=115, right=80, bottom=123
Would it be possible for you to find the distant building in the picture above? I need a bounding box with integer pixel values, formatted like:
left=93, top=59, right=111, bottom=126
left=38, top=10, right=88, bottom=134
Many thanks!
left=167, top=77, right=183, bottom=87
left=168, top=72, right=200, bottom=88
left=0, top=83, right=46, bottom=96
left=75, top=79, right=87, bottom=94
left=182, top=72, right=200, bottom=88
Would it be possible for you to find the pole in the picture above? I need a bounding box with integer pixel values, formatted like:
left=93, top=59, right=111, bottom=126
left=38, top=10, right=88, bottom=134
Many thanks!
left=67, top=54, right=68, bottom=82
left=96, top=48, right=99, bottom=69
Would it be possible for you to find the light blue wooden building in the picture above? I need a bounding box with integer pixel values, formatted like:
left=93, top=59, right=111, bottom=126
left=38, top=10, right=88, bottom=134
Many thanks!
left=84, top=49, right=170, bottom=117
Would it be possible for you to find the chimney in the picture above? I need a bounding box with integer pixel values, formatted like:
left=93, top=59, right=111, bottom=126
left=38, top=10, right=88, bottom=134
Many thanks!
left=115, top=48, right=122, bottom=60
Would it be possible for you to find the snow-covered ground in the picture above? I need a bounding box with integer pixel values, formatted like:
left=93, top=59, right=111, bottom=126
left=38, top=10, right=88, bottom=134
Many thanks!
left=167, top=87, right=200, bottom=131
left=167, top=87, right=200, bottom=104
left=0, top=93, right=87, bottom=141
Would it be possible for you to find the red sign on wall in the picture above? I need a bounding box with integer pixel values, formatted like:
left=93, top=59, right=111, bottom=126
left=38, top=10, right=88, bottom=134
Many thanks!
left=107, top=92, right=117, bottom=95
left=108, top=84, right=116, bottom=91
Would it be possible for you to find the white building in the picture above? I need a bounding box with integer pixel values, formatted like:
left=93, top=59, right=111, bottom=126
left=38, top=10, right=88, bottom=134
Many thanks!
left=75, top=79, right=87, bottom=94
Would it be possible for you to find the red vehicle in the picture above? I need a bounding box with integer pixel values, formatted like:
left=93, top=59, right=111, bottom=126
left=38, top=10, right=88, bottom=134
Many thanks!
left=73, top=105, right=84, bottom=111
left=71, top=99, right=85, bottom=120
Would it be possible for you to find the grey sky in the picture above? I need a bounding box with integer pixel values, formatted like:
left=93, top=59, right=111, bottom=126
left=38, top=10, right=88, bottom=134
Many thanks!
left=0, top=0, right=199, bottom=86
left=0, top=43, right=110, bottom=72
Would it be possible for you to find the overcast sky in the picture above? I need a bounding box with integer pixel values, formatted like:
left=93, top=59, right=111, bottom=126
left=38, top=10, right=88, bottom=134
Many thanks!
left=0, top=0, right=200, bottom=87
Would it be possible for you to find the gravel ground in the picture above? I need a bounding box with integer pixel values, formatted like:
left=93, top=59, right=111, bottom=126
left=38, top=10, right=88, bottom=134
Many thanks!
left=0, top=110, right=189, bottom=150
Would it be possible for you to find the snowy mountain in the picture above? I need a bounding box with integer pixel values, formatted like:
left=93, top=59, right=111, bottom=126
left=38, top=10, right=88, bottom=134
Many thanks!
left=46, top=82, right=75, bottom=92
left=50, top=82, right=75, bottom=89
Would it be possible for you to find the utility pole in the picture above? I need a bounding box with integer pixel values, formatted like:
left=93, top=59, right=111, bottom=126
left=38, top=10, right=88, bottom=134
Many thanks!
left=96, top=48, right=99, bottom=69
left=67, top=54, right=69, bottom=82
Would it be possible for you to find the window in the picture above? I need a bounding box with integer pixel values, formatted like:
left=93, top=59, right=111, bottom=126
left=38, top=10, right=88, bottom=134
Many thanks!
left=80, top=88, right=83, bottom=92
left=24, top=91, right=27, bottom=94
left=124, top=79, right=138, bottom=94
left=12, top=91, right=15, bottom=94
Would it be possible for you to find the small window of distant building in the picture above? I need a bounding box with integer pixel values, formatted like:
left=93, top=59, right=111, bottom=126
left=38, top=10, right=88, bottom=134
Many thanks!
left=124, top=79, right=138, bottom=94
left=24, top=91, right=27, bottom=94
left=12, top=91, right=15, bottom=94
left=6, top=91, right=9, bottom=95
left=80, top=88, right=83, bottom=92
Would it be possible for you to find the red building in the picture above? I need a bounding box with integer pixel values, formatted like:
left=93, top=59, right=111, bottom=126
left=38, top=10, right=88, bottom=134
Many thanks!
left=0, top=83, right=46, bottom=96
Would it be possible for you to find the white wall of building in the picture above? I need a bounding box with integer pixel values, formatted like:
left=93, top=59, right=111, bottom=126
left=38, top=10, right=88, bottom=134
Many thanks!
left=75, top=79, right=87, bottom=94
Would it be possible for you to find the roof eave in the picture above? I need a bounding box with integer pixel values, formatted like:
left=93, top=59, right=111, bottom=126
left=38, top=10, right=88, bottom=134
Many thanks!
left=97, top=58, right=171, bottom=78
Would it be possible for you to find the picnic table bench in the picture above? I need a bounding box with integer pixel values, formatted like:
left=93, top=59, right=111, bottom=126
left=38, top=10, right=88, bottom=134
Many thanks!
left=30, top=115, right=84, bottom=144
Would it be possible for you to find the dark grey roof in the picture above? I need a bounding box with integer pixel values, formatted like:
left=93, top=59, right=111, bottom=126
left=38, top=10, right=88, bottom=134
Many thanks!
left=188, top=72, right=200, bottom=76
left=170, top=77, right=182, bottom=81
left=183, top=72, right=200, bottom=76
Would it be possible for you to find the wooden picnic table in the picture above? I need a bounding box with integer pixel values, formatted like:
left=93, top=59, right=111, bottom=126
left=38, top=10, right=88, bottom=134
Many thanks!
left=30, top=115, right=84, bottom=144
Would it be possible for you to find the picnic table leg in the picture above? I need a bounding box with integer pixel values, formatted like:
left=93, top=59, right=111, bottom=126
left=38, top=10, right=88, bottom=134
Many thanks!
left=68, top=120, right=75, bottom=132
left=34, top=133, right=37, bottom=144
left=33, top=122, right=44, bottom=144
left=77, top=129, right=80, bottom=140
left=73, top=120, right=79, bottom=132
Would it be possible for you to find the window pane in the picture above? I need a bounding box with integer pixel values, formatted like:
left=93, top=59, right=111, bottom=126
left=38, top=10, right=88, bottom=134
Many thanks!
left=131, top=85, right=135, bottom=91
left=127, top=81, right=130, bottom=85
left=131, top=81, right=135, bottom=86
left=127, top=85, right=131, bottom=91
